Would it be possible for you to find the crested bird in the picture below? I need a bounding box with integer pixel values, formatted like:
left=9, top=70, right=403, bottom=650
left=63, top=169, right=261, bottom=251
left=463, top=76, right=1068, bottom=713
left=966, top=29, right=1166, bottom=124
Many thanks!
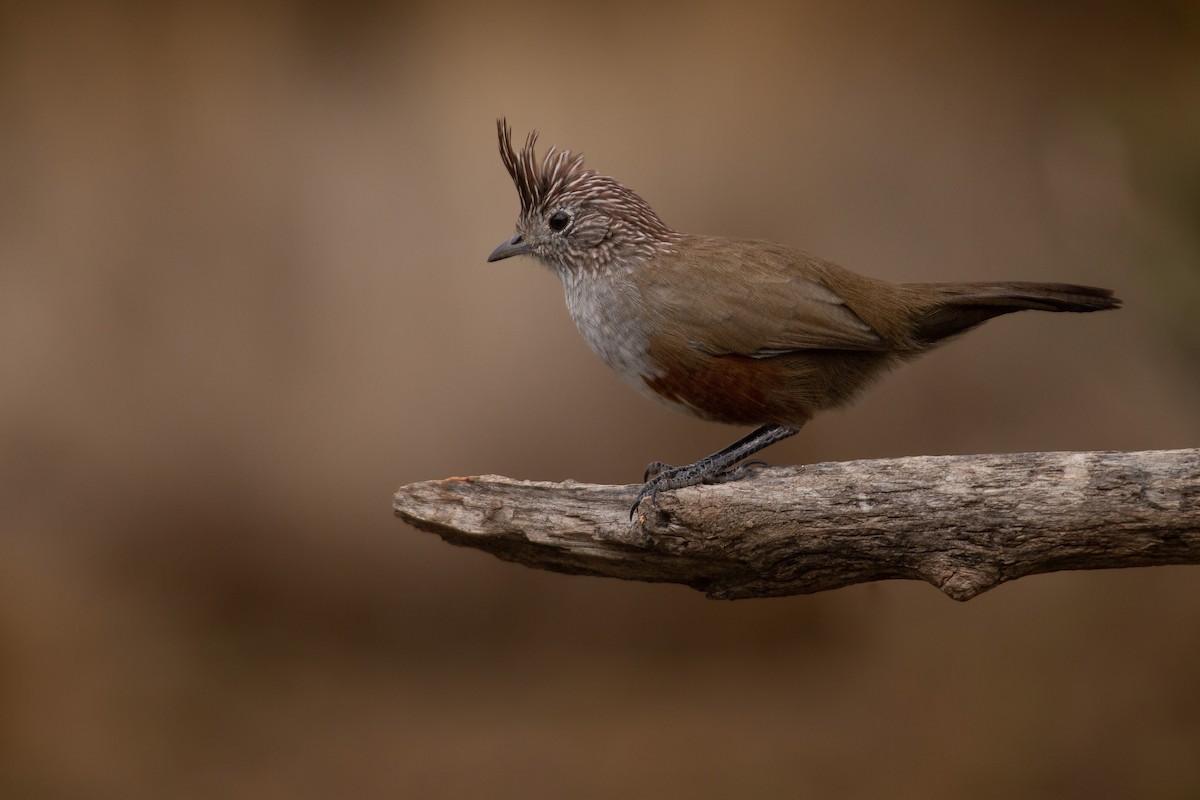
left=485, top=119, right=1121, bottom=516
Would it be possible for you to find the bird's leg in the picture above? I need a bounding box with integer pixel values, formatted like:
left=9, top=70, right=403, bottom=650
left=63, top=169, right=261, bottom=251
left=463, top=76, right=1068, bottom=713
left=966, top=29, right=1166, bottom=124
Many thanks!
left=631, top=424, right=801, bottom=517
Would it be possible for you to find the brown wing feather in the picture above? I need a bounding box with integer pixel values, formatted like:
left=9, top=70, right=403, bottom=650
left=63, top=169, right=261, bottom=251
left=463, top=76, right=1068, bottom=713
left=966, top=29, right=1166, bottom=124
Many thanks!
left=638, top=237, right=891, bottom=357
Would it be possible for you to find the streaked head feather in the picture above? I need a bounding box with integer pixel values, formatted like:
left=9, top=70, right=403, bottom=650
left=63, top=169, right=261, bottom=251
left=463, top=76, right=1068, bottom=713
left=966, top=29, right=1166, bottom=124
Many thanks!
left=498, top=119, right=591, bottom=215
left=494, top=118, right=678, bottom=271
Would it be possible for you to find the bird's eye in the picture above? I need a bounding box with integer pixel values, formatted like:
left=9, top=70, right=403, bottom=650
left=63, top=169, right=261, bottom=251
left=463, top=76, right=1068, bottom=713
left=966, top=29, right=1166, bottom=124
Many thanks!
left=548, top=210, right=570, bottom=232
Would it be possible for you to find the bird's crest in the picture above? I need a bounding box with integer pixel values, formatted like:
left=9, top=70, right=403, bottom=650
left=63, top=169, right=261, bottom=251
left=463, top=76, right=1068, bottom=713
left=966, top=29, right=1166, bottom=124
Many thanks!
left=497, top=118, right=591, bottom=215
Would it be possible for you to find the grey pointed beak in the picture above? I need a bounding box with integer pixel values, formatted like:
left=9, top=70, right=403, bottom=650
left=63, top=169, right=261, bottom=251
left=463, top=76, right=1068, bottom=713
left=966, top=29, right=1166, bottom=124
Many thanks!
left=487, top=233, right=533, bottom=262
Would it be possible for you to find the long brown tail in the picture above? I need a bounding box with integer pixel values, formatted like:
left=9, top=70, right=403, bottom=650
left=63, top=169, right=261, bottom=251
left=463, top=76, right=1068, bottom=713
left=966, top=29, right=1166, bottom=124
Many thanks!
left=904, top=281, right=1121, bottom=344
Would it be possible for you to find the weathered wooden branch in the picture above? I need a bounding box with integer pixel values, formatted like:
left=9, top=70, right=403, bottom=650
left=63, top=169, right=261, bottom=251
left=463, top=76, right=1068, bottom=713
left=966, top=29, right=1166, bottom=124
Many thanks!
left=394, top=448, right=1199, bottom=601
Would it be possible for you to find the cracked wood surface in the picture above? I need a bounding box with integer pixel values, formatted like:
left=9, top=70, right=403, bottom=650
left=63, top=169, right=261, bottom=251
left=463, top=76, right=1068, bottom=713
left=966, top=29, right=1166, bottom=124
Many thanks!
left=394, top=448, right=1200, bottom=600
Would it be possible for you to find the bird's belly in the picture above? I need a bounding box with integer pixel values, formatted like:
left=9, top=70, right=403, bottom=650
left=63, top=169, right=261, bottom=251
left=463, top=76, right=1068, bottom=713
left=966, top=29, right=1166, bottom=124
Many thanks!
left=560, top=273, right=691, bottom=413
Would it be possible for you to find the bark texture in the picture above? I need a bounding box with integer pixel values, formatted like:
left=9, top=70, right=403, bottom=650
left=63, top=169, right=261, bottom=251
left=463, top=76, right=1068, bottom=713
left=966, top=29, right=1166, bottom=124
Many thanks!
left=394, top=449, right=1200, bottom=600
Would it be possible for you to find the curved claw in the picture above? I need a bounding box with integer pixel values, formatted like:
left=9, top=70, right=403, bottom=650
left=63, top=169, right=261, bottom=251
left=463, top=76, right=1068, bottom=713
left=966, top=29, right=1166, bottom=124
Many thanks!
left=629, top=469, right=673, bottom=519
left=629, top=481, right=652, bottom=519
left=642, top=460, right=672, bottom=482
left=629, top=478, right=656, bottom=518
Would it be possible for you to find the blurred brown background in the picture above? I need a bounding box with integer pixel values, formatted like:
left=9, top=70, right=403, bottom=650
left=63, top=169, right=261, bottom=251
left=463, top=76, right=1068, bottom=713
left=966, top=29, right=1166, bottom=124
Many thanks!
left=2, top=1, right=1199, bottom=797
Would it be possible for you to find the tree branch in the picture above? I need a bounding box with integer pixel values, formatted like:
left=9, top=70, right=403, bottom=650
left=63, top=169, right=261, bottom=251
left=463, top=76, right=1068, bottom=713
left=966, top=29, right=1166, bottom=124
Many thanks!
left=393, top=448, right=1200, bottom=601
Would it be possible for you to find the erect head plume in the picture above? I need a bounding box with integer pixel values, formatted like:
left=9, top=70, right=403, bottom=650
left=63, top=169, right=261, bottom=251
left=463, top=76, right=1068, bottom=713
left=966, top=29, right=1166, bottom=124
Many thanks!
left=497, top=117, right=591, bottom=216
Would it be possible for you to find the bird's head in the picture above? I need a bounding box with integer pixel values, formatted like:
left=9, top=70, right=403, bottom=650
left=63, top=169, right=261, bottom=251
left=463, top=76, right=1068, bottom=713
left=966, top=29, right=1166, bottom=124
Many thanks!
left=487, top=118, right=676, bottom=274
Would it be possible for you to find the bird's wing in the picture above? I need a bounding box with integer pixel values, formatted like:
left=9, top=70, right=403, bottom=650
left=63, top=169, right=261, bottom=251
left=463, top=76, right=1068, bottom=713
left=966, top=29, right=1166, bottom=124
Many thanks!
left=642, top=238, right=889, bottom=357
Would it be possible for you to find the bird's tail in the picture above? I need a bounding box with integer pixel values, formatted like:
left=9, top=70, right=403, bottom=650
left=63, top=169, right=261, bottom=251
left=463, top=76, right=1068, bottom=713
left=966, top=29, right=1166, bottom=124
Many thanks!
left=903, top=281, right=1121, bottom=344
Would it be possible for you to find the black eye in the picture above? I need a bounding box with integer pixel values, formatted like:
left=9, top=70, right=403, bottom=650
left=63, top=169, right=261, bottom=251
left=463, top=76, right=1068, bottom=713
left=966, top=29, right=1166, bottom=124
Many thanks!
left=548, top=210, right=570, bottom=232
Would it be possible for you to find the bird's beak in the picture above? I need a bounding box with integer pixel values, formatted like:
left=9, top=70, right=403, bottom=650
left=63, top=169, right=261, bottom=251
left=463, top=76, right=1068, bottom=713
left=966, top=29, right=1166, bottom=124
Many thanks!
left=487, top=233, right=533, bottom=262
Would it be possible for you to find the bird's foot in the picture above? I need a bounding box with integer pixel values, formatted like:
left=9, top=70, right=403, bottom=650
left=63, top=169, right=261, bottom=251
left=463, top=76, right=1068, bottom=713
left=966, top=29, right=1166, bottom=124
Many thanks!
left=642, top=461, right=672, bottom=482
left=630, top=458, right=769, bottom=519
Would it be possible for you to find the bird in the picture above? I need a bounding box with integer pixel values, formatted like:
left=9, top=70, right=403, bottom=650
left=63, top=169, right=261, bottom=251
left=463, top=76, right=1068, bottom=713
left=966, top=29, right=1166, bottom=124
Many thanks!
left=485, top=118, right=1121, bottom=517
